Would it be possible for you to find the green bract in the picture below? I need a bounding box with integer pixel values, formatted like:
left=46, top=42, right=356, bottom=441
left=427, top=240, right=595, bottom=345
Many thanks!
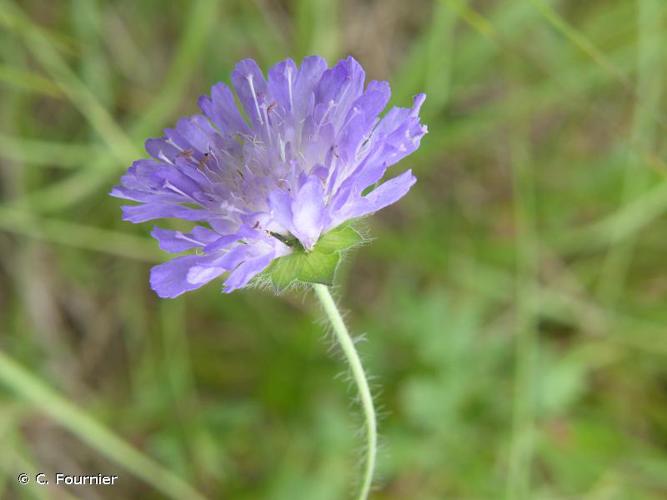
left=260, top=224, right=364, bottom=291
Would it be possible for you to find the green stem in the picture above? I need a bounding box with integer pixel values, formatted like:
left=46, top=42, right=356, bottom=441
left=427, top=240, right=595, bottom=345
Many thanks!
left=0, top=350, right=206, bottom=500
left=312, top=284, right=377, bottom=500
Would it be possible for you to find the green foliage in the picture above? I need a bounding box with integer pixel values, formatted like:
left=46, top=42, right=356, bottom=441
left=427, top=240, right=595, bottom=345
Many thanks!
left=0, top=0, right=666, bottom=499
left=260, top=224, right=363, bottom=291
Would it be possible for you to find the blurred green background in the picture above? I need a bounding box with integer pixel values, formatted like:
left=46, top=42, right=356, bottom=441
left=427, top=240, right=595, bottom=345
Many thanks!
left=1, top=0, right=666, bottom=498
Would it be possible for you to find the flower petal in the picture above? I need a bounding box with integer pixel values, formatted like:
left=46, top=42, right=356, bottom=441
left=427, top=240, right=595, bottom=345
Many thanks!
left=121, top=203, right=211, bottom=223
left=268, top=188, right=294, bottom=234
left=223, top=250, right=276, bottom=293
left=293, top=56, right=327, bottom=119
left=267, top=58, right=298, bottom=113
left=315, top=56, right=365, bottom=128
left=329, top=169, right=416, bottom=227
left=198, top=82, right=251, bottom=136
left=338, top=93, right=427, bottom=193
left=231, top=59, right=268, bottom=127
left=150, top=254, right=227, bottom=298
left=290, top=175, right=326, bottom=250
left=151, top=226, right=219, bottom=253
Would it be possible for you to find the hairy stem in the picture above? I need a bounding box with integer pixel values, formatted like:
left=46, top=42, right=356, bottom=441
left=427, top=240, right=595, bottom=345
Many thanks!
left=313, top=283, right=377, bottom=500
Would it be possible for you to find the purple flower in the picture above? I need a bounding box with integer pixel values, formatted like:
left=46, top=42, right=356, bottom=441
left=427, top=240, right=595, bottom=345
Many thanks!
left=111, top=56, right=427, bottom=297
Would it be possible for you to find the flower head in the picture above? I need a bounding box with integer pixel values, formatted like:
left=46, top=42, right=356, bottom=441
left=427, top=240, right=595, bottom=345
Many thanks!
left=111, top=56, right=427, bottom=297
